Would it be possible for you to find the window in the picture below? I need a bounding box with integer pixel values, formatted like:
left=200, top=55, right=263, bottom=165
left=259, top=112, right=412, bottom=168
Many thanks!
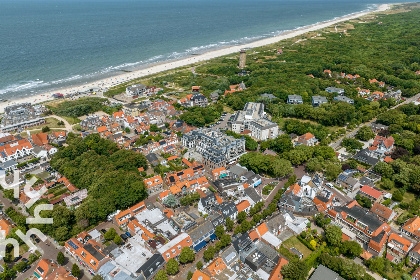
left=172, top=249, right=176, bottom=254
left=81, top=251, right=87, bottom=258
left=90, top=259, right=97, bottom=267
left=166, top=253, right=170, bottom=258
left=187, top=239, right=190, bottom=243
left=177, top=245, right=181, bottom=250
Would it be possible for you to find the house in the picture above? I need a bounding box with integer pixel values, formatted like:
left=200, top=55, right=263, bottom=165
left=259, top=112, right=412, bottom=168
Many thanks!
left=309, top=265, right=344, bottom=280
left=252, top=222, right=282, bottom=249
left=144, top=175, right=163, bottom=194
left=0, top=138, right=34, bottom=162
left=230, top=102, right=279, bottom=141
left=313, top=194, right=334, bottom=212
left=370, top=203, right=396, bottom=222
left=333, top=95, right=354, bottom=104
left=284, top=213, right=309, bottom=235
left=412, top=266, right=420, bottom=280
left=325, top=87, right=345, bottom=94
left=352, top=149, right=380, bottom=166
left=64, top=235, right=108, bottom=272
left=114, top=201, right=147, bottom=227
left=206, top=257, right=227, bottom=276
left=387, top=233, right=412, bottom=258
left=368, top=135, right=395, bottom=157
left=244, top=187, right=262, bottom=205
left=212, top=167, right=228, bottom=180
left=287, top=95, right=303, bottom=104
left=269, top=257, right=288, bottom=280
left=186, top=221, right=216, bottom=251
left=371, top=122, right=389, bottom=133
left=327, top=201, right=391, bottom=255
left=409, top=243, right=420, bottom=265
left=31, top=132, right=48, bottom=146
left=221, top=245, right=238, bottom=267
left=297, top=133, right=318, bottom=146
left=145, top=153, right=159, bottom=167
left=157, top=232, right=192, bottom=261
left=358, top=185, right=383, bottom=203
left=0, top=219, right=14, bottom=237
left=311, top=96, right=328, bottom=107
left=236, top=200, right=251, bottom=214
left=179, top=93, right=208, bottom=107
left=63, top=189, right=88, bottom=208
left=191, top=270, right=211, bottom=280
left=220, top=202, right=238, bottom=221
left=126, top=83, right=150, bottom=97
left=34, top=259, right=77, bottom=280
left=401, top=216, right=420, bottom=239
left=182, top=128, right=246, bottom=169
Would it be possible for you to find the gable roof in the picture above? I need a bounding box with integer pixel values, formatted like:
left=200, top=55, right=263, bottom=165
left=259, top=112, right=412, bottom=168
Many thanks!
left=370, top=203, right=393, bottom=220
left=403, top=216, right=420, bottom=235
left=236, top=200, right=250, bottom=212
left=359, top=185, right=382, bottom=199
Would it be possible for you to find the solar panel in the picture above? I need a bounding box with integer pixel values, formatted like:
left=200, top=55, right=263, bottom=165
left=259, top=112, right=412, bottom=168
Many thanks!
left=67, top=240, right=79, bottom=250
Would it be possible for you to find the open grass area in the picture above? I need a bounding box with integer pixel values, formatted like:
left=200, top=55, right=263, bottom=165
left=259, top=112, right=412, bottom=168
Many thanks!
left=282, top=236, right=312, bottom=259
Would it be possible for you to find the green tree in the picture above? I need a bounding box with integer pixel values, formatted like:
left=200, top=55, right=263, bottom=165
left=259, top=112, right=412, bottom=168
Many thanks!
left=187, top=271, right=194, bottom=280
left=325, top=225, right=342, bottom=247
left=392, top=189, right=404, bottom=202
left=42, top=126, right=50, bottom=133
left=155, top=270, right=168, bottom=280
left=196, top=261, right=203, bottom=270
left=71, top=264, right=80, bottom=278
left=166, top=258, right=179, bottom=275
left=179, top=247, right=195, bottom=264
left=125, top=127, right=130, bottom=133
left=203, top=246, right=216, bottom=262
left=282, top=259, right=308, bottom=280
left=57, top=251, right=65, bottom=265
left=104, top=228, right=117, bottom=240
left=220, top=234, right=232, bottom=247
left=13, top=261, right=28, bottom=272
left=92, top=275, right=104, bottom=280
left=113, top=235, right=122, bottom=245
left=237, top=211, right=247, bottom=224
left=226, top=217, right=234, bottom=231
left=215, top=225, right=225, bottom=239
left=340, top=241, right=363, bottom=258
left=356, top=126, right=375, bottom=141
left=162, top=194, right=178, bottom=208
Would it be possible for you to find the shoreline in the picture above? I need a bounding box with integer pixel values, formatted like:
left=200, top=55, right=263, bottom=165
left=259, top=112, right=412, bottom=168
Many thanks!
left=0, top=3, right=391, bottom=113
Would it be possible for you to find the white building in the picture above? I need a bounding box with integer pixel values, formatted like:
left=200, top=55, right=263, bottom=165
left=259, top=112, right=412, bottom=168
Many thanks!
left=230, top=102, right=279, bottom=141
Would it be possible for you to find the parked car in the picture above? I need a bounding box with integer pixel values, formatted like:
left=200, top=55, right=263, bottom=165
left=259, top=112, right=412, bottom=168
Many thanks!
left=21, top=265, right=31, bottom=273
left=13, top=256, right=22, bottom=262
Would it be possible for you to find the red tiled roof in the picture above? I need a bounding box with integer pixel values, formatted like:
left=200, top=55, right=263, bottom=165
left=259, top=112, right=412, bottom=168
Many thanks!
left=359, top=185, right=382, bottom=199
left=236, top=200, right=250, bottom=212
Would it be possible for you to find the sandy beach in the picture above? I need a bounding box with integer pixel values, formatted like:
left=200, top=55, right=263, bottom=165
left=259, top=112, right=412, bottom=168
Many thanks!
left=0, top=3, right=390, bottom=113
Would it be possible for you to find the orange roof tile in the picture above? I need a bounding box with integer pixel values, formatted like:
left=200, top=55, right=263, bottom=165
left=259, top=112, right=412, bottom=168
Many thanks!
left=207, top=258, right=227, bottom=276
left=256, top=223, right=269, bottom=236
left=167, top=155, right=178, bottom=161
left=236, top=200, right=250, bottom=212
left=359, top=185, right=382, bottom=199
left=159, top=190, right=170, bottom=200
left=97, top=126, right=107, bottom=133
left=249, top=230, right=260, bottom=241
left=388, top=233, right=411, bottom=252
left=144, top=175, right=163, bottom=189
left=0, top=219, right=13, bottom=236
left=192, top=271, right=211, bottom=280
left=269, top=257, right=288, bottom=280
left=403, top=216, right=420, bottom=235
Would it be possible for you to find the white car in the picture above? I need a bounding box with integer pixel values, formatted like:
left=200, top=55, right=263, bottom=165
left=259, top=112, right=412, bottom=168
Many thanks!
left=326, top=183, right=334, bottom=188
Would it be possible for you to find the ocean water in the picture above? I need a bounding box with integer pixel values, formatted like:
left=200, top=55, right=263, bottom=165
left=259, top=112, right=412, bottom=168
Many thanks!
left=0, top=0, right=415, bottom=99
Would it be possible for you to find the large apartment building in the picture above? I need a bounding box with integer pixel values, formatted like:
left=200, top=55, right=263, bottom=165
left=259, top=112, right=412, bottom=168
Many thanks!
left=230, top=102, right=279, bottom=140
left=182, top=128, right=246, bottom=169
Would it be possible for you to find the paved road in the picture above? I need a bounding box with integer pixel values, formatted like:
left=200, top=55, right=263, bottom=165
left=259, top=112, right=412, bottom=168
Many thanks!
left=329, top=93, right=420, bottom=150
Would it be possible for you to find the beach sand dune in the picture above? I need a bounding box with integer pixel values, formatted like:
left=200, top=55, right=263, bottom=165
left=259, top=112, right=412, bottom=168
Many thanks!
left=0, top=4, right=390, bottom=113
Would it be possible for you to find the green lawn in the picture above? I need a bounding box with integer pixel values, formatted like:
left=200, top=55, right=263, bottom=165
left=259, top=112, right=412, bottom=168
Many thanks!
left=282, top=236, right=312, bottom=259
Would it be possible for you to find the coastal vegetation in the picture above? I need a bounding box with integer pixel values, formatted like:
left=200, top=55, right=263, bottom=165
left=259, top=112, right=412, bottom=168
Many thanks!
left=47, top=97, right=121, bottom=118
left=30, top=133, right=149, bottom=242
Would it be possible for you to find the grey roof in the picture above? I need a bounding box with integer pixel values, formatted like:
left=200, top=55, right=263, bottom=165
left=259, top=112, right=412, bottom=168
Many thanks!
left=209, top=213, right=225, bottom=228
left=311, top=95, right=328, bottom=103
left=98, top=261, right=136, bottom=280
left=145, top=153, right=158, bottom=163
left=84, top=243, right=105, bottom=261
left=0, top=159, right=17, bottom=169
left=309, top=265, right=344, bottom=280
left=102, top=243, right=119, bottom=257
left=187, top=220, right=214, bottom=243
left=325, top=87, right=345, bottom=93
left=220, top=202, right=238, bottom=219
left=221, top=245, right=238, bottom=266
left=287, top=94, right=303, bottom=101
left=335, top=204, right=384, bottom=232
left=353, top=149, right=379, bottom=166
left=260, top=93, right=277, bottom=100
left=213, top=178, right=241, bottom=192
left=228, top=165, right=248, bottom=177
left=244, top=187, right=262, bottom=204
left=359, top=176, right=375, bottom=187
left=136, top=254, right=165, bottom=280
left=333, top=95, right=354, bottom=103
